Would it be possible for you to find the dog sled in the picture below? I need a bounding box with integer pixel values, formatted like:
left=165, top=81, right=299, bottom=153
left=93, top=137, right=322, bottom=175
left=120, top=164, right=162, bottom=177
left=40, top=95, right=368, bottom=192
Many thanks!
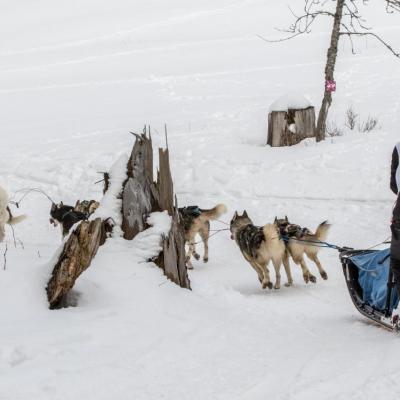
left=339, top=248, right=399, bottom=331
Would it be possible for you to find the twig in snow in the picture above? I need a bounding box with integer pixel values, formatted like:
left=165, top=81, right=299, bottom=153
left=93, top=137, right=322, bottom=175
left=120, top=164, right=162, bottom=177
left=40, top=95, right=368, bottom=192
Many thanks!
left=9, top=225, right=17, bottom=248
left=3, top=244, right=8, bottom=270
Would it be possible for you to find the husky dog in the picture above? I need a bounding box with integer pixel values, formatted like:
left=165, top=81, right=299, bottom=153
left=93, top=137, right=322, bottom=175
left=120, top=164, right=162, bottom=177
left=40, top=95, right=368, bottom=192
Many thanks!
left=0, top=186, right=27, bottom=242
left=275, top=216, right=330, bottom=283
left=179, top=204, right=227, bottom=269
left=50, top=200, right=99, bottom=238
left=73, top=200, right=99, bottom=215
left=230, top=211, right=293, bottom=289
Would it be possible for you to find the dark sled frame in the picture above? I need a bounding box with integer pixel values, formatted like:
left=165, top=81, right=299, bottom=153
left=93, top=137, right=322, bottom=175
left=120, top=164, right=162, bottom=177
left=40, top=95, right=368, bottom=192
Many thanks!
left=339, top=249, right=396, bottom=331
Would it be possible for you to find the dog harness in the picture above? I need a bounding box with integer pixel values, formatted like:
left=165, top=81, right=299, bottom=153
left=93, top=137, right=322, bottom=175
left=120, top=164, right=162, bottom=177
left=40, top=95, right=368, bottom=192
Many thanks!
left=278, top=223, right=311, bottom=239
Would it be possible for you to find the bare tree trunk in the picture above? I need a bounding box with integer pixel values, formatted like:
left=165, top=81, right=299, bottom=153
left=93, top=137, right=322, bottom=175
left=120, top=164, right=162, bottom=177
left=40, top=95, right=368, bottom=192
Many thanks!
left=316, top=0, right=345, bottom=142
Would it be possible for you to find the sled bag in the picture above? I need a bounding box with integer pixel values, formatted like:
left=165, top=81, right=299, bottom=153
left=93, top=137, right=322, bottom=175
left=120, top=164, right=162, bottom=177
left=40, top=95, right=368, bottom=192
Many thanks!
left=349, top=248, right=399, bottom=312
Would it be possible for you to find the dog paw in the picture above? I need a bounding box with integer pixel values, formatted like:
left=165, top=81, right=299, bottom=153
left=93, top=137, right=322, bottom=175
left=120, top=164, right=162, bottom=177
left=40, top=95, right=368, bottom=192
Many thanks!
left=274, top=284, right=281, bottom=290
left=186, top=263, right=194, bottom=270
left=303, top=274, right=309, bottom=284
left=309, top=275, right=317, bottom=283
left=262, top=281, right=273, bottom=290
left=320, top=271, right=328, bottom=280
left=284, top=281, right=293, bottom=287
left=194, top=253, right=200, bottom=260
left=203, top=257, right=209, bottom=263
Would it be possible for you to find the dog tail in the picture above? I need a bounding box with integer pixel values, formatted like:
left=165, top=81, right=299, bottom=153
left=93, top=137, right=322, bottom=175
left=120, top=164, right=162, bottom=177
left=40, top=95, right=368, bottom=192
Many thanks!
left=315, top=221, right=331, bottom=241
left=8, top=214, right=27, bottom=225
left=200, top=204, right=227, bottom=220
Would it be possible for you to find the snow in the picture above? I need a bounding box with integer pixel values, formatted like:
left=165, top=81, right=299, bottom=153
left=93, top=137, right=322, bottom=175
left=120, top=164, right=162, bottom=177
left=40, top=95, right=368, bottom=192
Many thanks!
left=269, top=92, right=313, bottom=112
left=91, top=153, right=128, bottom=235
left=1, top=1, right=400, bottom=399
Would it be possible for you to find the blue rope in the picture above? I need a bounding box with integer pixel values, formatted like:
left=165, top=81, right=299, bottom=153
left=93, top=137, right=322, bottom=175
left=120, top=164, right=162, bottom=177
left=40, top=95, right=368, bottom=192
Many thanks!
left=280, top=235, right=343, bottom=251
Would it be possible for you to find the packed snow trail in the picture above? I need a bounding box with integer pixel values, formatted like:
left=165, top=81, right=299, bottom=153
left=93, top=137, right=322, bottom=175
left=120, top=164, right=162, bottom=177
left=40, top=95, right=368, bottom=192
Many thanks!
left=1, top=1, right=400, bottom=399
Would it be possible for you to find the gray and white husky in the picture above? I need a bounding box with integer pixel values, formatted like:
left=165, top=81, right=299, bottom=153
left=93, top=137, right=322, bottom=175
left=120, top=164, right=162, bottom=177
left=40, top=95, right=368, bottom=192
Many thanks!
left=230, top=211, right=293, bottom=289
left=0, top=186, right=27, bottom=242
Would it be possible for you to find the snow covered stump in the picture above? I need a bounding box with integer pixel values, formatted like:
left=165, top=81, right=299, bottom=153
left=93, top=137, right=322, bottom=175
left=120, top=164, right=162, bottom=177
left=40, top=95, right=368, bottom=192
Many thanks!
left=267, top=94, right=316, bottom=147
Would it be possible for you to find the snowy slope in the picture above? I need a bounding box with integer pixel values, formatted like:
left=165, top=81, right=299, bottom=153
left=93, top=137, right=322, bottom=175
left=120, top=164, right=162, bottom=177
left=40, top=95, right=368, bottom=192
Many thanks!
left=1, top=1, right=400, bottom=399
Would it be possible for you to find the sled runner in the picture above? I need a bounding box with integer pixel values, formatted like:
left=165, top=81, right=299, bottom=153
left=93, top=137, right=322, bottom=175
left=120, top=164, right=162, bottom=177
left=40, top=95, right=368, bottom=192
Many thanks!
left=340, top=248, right=399, bottom=331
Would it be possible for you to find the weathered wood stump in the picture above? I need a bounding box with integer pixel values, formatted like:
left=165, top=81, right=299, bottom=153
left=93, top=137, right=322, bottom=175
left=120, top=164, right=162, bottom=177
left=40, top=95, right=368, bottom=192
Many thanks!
left=120, top=130, right=190, bottom=289
left=46, top=128, right=190, bottom=309
left=156, top=148, right=174, bottom=215
left=121, top=133, right=155, bottom=240
left=157, top=209, right=190, bottom=289
left=267, top=96, right=316, bottom=147
left=46, top=218, right=105, bottom=309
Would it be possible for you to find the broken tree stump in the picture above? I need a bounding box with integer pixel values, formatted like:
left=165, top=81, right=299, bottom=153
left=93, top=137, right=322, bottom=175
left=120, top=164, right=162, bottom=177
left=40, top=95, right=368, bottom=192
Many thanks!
left=46, top=127, right=190, bottom=310
left=120, top=129, right=190, bottom=289
left=157, top=209, right=190, bottom=289
left=153, top=146, right=189, bottom=289
left=121, top=132, right=155, bottom=240
left=267, top=94, right=316, bottom=147
left=46, top=218, right=105, bottom=309
left=156, top=148, right=174, bottom=215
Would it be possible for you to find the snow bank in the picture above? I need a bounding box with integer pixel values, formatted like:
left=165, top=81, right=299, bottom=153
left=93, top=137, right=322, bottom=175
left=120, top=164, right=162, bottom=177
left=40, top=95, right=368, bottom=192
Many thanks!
left=91, top=153, right=128, bottom=235
left=269, top=92, right=312, bottom=112
left=129, top=211, right=172, bottom=261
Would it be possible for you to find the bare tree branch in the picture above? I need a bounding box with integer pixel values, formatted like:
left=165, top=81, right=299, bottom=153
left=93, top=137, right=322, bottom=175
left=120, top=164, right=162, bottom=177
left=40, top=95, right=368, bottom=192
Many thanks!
left=386, top=0, right=400, bottom=12
left=3, top=244, right=8, bottom=270
left=339, top=31, right=400, bottom=57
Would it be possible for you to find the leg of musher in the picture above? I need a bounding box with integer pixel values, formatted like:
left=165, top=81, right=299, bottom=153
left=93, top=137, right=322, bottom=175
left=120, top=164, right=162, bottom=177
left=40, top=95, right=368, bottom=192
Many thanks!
left=390, top=257, right=400, bottom=299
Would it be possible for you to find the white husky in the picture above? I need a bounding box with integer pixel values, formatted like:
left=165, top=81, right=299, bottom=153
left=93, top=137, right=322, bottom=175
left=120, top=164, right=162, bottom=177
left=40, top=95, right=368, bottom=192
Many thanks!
left=0, top=186, right=27, bottom=242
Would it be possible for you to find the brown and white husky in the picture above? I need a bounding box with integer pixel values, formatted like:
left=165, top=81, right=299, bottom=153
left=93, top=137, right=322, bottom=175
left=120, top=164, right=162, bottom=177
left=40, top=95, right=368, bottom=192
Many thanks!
left=230, top=211, right=293, bottom=289
left=275, top=216, right=331, bottom=284
left=179, top=203, right=227, bottom=269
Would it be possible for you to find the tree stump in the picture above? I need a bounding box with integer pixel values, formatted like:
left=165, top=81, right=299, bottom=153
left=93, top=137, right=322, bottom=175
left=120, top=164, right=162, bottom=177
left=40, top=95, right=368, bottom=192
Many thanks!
left=267, top=106, right=316, bottom=147
left=156, top=210, right=190, bottom=289
left=153, top=148, right=190, bottom=289
left=121, top=130, right=190, bottom=289
left=46, top=129, right=190, bottom=309
left=121, top=133, right=155, bottom=240
left=156, top=148, right=174, bottom=215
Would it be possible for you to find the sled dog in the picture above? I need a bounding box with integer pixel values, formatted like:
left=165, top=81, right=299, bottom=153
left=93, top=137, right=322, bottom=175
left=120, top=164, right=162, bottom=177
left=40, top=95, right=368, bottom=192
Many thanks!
left=50, top=200, right=99, bottom=238
left=275, top=216, right=330, bottom=283
left=230, top=211, right=293, bottom=289
left=179, top=204, right=227, bottom=269
left=0, top=186, right=27, bottom=242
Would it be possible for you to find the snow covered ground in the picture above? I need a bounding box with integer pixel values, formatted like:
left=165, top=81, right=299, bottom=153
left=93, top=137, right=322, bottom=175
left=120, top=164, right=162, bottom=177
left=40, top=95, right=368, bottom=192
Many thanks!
left=1, top=1, right=400, bottom=399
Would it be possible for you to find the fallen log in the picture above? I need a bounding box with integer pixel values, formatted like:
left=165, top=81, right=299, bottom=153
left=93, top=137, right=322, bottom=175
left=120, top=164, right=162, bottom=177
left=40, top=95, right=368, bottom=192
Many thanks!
left=46, top=218, right=105, bottom=309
